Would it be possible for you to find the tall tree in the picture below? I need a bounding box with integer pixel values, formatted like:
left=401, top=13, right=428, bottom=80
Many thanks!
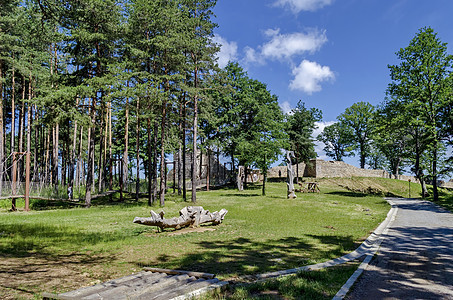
left=373, top=99, right=411, bottom=177
left=286, top=100, right=322, bottom=180
left=338, top=101, right=375, bottom=168
left=182, top=0, right=218, bottom=203
left=210, top=62, right=287, bottom=192
left=317, top=122, right=353, bottom=162
left=388, top=27, right=453, bottom=201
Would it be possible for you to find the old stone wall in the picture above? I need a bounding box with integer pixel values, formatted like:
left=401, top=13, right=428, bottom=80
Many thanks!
left=440, top=179, right=453, bottom=189
left=267, top=159, right=421, bottom=183
left=266, top=163, right=308, bottom=179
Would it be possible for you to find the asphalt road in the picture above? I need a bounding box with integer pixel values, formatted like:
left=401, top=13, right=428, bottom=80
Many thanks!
left=346, top=198, right=453, bottom=300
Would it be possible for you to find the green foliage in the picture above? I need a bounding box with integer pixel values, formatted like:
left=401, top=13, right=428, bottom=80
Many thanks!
left=337, top=101, right=375, bottom=168
left=317, top=122, right=353, bottom=162
left=211, top=62, right=288, bottom=177
left=286, top=100, right=322, bottom=163
left=386, top=27, right=453, bottom=200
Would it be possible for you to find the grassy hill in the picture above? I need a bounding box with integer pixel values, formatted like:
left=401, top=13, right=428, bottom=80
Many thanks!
left=316, top=176, right=453, bottom=212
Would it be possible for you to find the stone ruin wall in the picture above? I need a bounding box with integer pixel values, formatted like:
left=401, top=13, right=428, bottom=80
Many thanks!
left=267, top=159, right=423, bottom=183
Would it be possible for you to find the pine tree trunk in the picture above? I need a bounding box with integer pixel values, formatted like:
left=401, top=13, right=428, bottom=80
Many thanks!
left=199, top=142, right=203, bottom=181
left=217, top=149, right=220, bottom=184
left=44, top=127, right=50, bottom=185
left=178, top=100, right=183, bottom=196
left=62, top=124, right=67, bottom=186
left=152, top=120, right=159, bottom=203
left=147, top=118, right=152, bottom=206
left=75, top=126, right=83, bottom=188
left=123, top=95, right=129, bottom=187
left=25, top=98, right=31, bottom=211
left=108, top=101, right=112, bottom=192
left=262, top=156, right=267, bottom=196
left=71, top=98, right=78, bottom=188
left=192, top=93, right=198, bottom=203
left=98, top=107, right=105, bottom=192
left=159, top=95, right=167, bottom=206
left=33, top=105, right=38, bottom=182
left=18, top=80, right=25, bottom=182
left=206, top=148, right=210, bottom=191
left=85, top=98, right=96, bottom=208
left=135, top=97, right=140, bottom=201
left=54, top=123, right=59, bottom=191
left=177, top=146, right=182, bottom=195
left=11, top=64, right=15, bottom=162
left=182, top=100, right=187, bottom=201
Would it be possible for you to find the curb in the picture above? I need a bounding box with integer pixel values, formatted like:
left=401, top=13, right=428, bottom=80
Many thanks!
left=169, top=280, right=230, bottom=300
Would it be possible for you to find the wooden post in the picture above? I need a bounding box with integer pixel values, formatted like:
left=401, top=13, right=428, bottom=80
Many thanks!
left=206, top=149, right=210, bottom=191
left=25, top=150, right=30, bottom=211
left=172, top=162, right=176, bottom=194
left=119, top=158, right=123, bottom=201
left=164, top=161, right=168, bottom=192
left=12, top=153, right=17, bottom=211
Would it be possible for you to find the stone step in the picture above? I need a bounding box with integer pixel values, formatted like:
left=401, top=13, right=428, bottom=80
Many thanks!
left=58, top=272, right=167, bottom=299
left=124, top=274, right=196, bottom=300
left=42, top=270, right=228, bottom=300
left=157, top=278, right=221, bottom=300
left=82, top=273, right=181, bottom=300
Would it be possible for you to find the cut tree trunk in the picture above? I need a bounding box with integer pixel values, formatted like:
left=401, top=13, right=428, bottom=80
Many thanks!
left=133, top=206, right=228, bottom=231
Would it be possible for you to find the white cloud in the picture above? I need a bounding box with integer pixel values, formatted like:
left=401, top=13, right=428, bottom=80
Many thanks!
left=261, top=29, right=327, bottom=61
left=274, top=0, right=333, bottom=13
left=313, top=121, right=335, bottom=140
left=289, top=60, right=335, bottom=94
left=279, top=101, right=293, bottom=115
left=213, top=35, right=238, bottom=68
left=313, top=121, right=336, bottom=159
left=243, top=46, right=264, bottom=65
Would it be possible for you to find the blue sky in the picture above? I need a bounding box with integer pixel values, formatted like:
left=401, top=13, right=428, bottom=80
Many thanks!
left=211, top=0, right=453, bottom=166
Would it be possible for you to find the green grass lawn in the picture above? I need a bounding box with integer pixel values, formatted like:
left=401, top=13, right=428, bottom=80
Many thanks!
left=0, top=181, right=390, bottom=299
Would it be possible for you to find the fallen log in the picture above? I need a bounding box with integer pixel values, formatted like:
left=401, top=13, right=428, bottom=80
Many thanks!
left=133, top=206, right=228, bottom=231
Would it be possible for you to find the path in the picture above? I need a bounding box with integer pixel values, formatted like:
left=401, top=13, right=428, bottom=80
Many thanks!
left=346, top=198, right=453, bottom=299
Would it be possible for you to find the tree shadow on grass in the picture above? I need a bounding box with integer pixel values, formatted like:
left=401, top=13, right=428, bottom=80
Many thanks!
left=135, top=234, right=357, bottom=278
left=0, top=223, right=121, bottom=258
left=221, top=193, right=261, bottom=198
left=0, top=223, right=118, bottom=299
left=325, top=191, right=369, bottom=198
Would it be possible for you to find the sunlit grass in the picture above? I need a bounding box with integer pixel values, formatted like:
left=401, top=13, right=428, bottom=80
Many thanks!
left=208, top=262, right=360, bottom=300
left=0, top=181, right=390, bottom=298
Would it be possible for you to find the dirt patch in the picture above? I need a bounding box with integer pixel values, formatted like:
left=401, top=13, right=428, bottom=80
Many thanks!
left=142, top=226, right=217, bottom=237
left=167, top=227, right=216, bottom=236
left=0, top=253, right=114, bottom=299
